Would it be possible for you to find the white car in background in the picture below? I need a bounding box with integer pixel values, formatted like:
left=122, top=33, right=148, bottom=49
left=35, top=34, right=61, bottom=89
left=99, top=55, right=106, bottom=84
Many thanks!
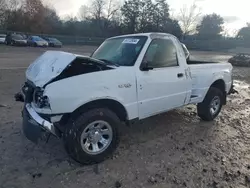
left=0, top=34, right=6, bottom=44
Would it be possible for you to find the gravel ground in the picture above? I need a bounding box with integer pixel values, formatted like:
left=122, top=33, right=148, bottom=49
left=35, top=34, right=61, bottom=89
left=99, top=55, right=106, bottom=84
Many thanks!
left=0, top=46, right=249, bottom=188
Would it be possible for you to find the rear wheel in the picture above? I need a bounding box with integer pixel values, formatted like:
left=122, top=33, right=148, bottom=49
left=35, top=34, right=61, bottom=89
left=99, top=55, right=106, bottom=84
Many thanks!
left=197, top=87, right=223, bottom=121
left=63, top=108, right=120, bottom=165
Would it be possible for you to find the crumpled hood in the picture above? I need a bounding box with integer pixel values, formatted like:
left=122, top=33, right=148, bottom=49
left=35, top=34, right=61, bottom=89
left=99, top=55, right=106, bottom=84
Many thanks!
left=26, top=51, right=78, bottom=87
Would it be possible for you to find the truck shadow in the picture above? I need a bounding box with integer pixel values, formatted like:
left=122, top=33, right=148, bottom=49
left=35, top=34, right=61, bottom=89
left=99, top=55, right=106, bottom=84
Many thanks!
left=21, top=107, right=215, bottom=162
left=119, top=107, right=215, bottom=150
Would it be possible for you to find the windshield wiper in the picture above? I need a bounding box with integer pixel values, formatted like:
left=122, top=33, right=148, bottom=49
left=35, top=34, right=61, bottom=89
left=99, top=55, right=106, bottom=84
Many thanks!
left=98, top=59, right=120, bottom=67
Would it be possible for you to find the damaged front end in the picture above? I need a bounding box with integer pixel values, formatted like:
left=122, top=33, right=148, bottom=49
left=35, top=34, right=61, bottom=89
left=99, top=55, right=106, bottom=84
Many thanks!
left=15, top=81, right=59, bottom=143
left=15, top=51, right=115, bottom=144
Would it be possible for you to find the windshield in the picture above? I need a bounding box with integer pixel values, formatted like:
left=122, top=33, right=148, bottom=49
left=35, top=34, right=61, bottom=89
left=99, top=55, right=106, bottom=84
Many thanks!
left=91, top=36, right=148, bottom=66
left=12, top=34, right=24, bottom=40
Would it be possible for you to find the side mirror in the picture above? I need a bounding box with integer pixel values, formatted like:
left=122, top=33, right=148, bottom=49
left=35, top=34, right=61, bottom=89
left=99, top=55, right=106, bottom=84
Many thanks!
left=141, top=62, right=154, bottom=71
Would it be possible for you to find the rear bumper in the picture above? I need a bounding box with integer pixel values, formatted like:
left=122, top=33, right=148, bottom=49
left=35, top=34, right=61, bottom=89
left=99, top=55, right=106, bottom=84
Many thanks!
left=22, top=103, right=59, bottom=143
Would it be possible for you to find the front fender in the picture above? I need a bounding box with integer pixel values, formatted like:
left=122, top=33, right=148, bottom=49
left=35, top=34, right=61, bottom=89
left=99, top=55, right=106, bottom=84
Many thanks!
left=44, top=68, right=138, bottom=120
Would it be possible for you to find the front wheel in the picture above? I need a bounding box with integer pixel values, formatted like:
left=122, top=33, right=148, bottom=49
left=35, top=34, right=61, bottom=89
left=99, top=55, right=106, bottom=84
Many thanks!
left=197, top=87, right=223, bottom=121
left=63, top=108, right=120, bottom=165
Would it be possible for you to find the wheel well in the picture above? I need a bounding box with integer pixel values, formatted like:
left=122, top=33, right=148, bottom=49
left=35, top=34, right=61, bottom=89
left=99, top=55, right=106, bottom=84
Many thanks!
left=211, top=79, right=225, bottom=91
left=61, top=99, right=128, bottom=125
left=210, top=79, right=226, bottom=104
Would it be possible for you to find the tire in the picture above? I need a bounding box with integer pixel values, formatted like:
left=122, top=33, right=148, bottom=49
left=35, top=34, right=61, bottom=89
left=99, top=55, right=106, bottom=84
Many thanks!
left=63, top=108, right=120, bottom=165
left=197, top=87, right=223, bottom=121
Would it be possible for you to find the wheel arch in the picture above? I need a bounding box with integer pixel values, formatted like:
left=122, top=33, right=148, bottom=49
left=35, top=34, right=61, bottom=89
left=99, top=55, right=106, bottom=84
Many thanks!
left=61, top=98, right=129, bottom=125
left=209, top=79, right=226, bottom=104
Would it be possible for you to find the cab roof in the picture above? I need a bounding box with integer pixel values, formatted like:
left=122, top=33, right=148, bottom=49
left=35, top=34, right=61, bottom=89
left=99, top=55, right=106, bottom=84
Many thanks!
left=108, top=32, right=175, bottom=40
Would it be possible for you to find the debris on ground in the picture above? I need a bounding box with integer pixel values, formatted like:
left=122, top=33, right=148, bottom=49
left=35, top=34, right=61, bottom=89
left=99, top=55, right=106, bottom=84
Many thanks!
left=114, top=180, right=122, bottom=188
left=148, top=176, right=157, bottom=184
left=31, top=173, right=42, bottom=179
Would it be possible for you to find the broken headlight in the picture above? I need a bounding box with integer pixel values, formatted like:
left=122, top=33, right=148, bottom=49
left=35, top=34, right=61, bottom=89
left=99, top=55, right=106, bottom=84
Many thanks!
left=34, top=88, right=50, bottom=108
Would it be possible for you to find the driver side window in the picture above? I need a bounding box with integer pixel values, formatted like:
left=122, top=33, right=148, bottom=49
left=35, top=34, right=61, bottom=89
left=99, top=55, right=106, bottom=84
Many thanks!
left=143, top=38, right=178, bottom=68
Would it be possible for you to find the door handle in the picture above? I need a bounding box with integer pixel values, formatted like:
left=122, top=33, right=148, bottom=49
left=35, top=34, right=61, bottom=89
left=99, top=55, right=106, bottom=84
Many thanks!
left=177, top=73, right=184, bottom=78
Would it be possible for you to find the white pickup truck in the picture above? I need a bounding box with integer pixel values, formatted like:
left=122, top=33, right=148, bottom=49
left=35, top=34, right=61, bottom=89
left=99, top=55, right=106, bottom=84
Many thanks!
left=16, top=33, right=233, bottom=164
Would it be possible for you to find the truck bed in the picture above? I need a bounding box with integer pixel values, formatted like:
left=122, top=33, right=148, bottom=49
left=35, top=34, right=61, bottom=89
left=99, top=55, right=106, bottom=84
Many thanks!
left=187, top=61, right=232, bottom=104
left=187, top=60, right=220, bottom=65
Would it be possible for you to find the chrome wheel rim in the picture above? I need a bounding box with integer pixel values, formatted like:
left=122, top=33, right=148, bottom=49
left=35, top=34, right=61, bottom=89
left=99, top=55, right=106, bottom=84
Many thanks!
left=80, top=120, right=113, bottom=155
left=210, top=96, right=221, bottom=115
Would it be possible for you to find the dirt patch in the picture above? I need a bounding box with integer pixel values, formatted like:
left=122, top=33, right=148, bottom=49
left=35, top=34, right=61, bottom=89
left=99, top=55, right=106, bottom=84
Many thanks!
left=0, top=49, right=249, bottom=188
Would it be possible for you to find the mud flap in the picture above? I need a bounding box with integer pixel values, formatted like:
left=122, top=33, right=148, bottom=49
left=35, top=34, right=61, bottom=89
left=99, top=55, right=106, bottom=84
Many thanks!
left=228, top=84, right=238, bottom=95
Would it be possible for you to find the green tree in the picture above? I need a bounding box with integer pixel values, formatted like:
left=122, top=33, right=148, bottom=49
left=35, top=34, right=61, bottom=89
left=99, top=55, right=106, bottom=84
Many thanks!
left=138, top=0, right=155, bottom=32
left=197, top=13, right=224, bottom=39
left=121, top=0, right=141, bottom=33
left=153, top=0, right=169, bottom=31
left=237, top=23, right=250, bottom=40
left=0, top=0, right=6, bottom=28
left=121, top=0, right=182, bottom=37
left=43, top=7, right=61, bottom=34
left=164, top=18, right=183, bottom=38
left=24, top=0, right=46, bottom=32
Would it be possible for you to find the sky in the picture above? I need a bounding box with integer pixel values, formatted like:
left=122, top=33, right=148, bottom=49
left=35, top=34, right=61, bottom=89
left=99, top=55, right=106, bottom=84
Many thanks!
left=44, top=0, right=249, bottom=34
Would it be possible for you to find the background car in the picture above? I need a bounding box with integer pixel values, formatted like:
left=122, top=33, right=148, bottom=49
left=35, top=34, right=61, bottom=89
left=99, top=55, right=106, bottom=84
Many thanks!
left=0, top=34, right=6, bottom=44
left=43, top=37, right=62, bottom=47
left=27, top=36, right=48, bottom=47
left=5, top=33, right=27, bottom=46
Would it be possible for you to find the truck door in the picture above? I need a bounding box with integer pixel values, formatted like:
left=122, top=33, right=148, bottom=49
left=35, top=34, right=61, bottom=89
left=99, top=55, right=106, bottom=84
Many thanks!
left=136, top=37, right=191, bottom=119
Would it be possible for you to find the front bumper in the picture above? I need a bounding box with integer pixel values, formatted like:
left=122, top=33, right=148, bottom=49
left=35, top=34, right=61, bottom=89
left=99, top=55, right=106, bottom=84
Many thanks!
left=22, top=103, right=59, bottom=143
